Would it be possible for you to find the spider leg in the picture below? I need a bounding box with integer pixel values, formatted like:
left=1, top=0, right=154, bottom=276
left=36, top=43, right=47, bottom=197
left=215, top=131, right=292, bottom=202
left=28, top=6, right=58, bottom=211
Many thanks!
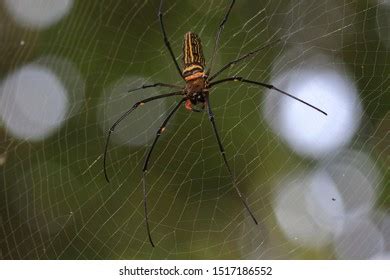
left=142, top=97, right=187, bottom=247
left=208, top=38, right=282, bottom=81
left=207, top=0, right=236, bottom=76
left=209, top=77, right=327, bottom=115
left=103, top=91, right=183, bottom=183
left=158, top=0, right=184, bottom=79
left=204, top=94, right=258, bottom=225
left=128, top=82, right=183, bottom=93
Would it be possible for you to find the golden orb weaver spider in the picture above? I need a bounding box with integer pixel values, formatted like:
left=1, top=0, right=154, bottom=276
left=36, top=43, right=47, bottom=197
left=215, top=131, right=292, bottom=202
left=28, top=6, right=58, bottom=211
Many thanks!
left=103, top=0, right=327, bottom=247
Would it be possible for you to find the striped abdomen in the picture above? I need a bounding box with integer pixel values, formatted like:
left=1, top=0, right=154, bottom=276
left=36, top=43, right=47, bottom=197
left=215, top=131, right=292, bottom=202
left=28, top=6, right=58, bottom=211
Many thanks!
left=182, top=32, right=206, bottom=81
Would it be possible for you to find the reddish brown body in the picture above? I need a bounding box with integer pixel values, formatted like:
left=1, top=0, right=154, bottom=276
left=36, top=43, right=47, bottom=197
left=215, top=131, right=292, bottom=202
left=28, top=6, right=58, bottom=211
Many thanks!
left=182, top=32, right=208, bottom=111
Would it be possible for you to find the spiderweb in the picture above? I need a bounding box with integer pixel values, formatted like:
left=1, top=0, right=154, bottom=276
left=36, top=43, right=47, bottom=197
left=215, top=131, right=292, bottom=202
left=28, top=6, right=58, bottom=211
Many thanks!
left=0, top=0, right=388, bottom=259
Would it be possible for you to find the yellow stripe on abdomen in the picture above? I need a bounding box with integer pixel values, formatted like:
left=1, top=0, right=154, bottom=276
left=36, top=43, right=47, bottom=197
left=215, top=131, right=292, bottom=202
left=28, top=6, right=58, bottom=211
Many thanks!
left=183, top=64, right=203, bottom=73
left=183, top=32, right=205, bottom=68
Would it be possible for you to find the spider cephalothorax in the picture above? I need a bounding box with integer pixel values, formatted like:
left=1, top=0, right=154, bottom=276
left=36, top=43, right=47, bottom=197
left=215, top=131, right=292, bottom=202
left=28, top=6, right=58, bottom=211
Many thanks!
left=103, top=0, right=327, bottom=247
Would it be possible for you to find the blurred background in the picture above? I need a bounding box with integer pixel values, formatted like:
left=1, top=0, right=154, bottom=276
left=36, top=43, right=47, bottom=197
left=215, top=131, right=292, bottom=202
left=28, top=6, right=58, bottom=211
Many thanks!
left=0, top=0, right=388, bottom=259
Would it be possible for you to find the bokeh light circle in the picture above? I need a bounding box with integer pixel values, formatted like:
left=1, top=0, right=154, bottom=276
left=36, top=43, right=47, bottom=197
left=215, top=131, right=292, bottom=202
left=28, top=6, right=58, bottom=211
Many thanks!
left=265, top=68, right=362, bottom=158
left=0, top=64, right=69, bottom=141
left=273, top=174, right=336, bottom=248
left=334, top=217, right=384, bottom=259
left=3, top=0, right=73, bottom=29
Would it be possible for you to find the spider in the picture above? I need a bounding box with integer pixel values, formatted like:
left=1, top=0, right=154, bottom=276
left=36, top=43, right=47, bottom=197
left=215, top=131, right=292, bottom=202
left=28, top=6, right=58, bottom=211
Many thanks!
left=103, top=0, right=327, bottom=247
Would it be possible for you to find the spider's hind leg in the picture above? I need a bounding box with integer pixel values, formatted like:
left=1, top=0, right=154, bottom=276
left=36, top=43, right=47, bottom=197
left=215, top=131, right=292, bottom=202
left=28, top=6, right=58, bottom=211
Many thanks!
left=141, top=98, right=187, bottom=247
left=103, top=91, right=182, bottom=183
left=204, top=94, right=259, bottom=225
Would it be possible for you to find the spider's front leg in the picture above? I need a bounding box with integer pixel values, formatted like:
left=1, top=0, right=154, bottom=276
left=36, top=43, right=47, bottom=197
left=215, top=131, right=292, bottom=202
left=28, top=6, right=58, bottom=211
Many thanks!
left=158, top=0, right=183, bottom=79
left=209, top=77, right=327, bottom=115
left=127, top=82, right=182, bottom=94
left=207, top=0, right=236, bottom=76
